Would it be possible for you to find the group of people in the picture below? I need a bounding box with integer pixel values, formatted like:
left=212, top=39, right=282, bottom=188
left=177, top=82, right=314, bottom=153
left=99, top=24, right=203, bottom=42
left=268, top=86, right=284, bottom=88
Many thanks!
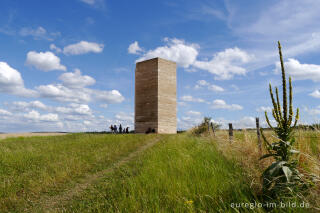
left=110, top=124, right=129, bottom=134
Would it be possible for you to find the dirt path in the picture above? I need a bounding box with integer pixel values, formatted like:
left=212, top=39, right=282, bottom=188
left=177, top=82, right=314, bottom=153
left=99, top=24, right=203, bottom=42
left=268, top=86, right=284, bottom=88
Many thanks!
left=30, top=135, right=163, bottom=212
left=0, top=132, right=68, bottom=139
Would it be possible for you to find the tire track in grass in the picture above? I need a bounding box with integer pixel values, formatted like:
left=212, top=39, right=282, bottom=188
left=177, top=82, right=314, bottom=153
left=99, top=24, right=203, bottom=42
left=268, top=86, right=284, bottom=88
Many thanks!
left=27, top=135, right=165, bottom=212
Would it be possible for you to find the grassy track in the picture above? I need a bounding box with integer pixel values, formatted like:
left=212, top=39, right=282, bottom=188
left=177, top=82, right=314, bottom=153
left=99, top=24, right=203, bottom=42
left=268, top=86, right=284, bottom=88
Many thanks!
left=0, top=133, right=159, bottom=212
left=62, top=134, right=257, bottom=212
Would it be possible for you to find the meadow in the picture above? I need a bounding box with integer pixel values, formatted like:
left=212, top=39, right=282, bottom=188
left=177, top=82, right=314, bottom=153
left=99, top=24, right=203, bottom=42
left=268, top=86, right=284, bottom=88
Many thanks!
left=0, top=130, right=319, bottom=212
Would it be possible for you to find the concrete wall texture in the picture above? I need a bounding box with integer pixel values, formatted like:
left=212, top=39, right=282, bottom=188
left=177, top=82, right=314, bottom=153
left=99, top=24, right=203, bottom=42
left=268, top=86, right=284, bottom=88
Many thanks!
left=135, top=57, right=177, bottom=134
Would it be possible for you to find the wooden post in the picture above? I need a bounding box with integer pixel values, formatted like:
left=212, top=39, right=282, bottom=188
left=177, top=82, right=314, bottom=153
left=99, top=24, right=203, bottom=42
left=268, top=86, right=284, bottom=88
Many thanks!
left=228, top=123, right=233, bottom=143
left=211, top=122, right=215, bottom=136
left=256, top=117, right=262, bottom=153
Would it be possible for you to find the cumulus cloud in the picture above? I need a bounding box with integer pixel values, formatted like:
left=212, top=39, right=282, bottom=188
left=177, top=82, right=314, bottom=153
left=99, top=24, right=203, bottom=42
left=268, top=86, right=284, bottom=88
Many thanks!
left=0, top=62, right=36, bottom=97
left=234, top=116, right=256, bottom=129
left=186, top=110, right=201, bottom=116
left=115, top=112, right=134, bottom=123
left=36, top=84, right=92, bottom=103
left=274, top=58, right=320, bottom=81
left=178, top=116, right=203, bottom=130
left=26, top=51, right=66, bottom=71
left=37, top=84, right=124, bottom=104
left=305, top=106, right=320, bottom=115
left=50, top=44, right=62, bottom=53
left=59, top=69, right=95, bottom=88
left=256, top=106, right=272, bottom=112
left=309, top=90, right=320, bottom=98
left=63, top=41, right=104, bottom=55
left=180, top=95, right=205, bottom=103
left=94, top=90, right=125, bottom=104
left=99, top=104, right=108, bottom=108
left=12, top=100, right=47, bottom=111
left=19, top=26, right=60, bottom=41
left=24, top=110, right=59, bottom=122
left=194, top=80, right=224, bottom=92
left=36, top=70, right=124, bottom=104
left=208, top=85, right=224, bottom=92
left=194, top=47, right=253, bottom=80
left=137, top=38, right=199, bottom=68
left=128, top=41, right=143, bottom=54
left=211, top=99, right=243, bottom=110
left=0, top=109, right=11, bottom=115
left=55, top=103, right=93, bottom=116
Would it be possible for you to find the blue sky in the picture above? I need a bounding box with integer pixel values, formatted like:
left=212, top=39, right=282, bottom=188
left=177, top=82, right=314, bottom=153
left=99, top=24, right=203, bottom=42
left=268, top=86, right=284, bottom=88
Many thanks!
left=1, top=0, right=320, bottom=132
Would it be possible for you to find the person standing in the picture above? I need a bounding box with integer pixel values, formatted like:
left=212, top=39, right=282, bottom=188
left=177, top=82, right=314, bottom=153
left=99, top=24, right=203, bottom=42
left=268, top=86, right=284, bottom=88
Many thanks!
left=114, top=125, right=117, bottom=133
left=119, top=124, right=122, bottom=134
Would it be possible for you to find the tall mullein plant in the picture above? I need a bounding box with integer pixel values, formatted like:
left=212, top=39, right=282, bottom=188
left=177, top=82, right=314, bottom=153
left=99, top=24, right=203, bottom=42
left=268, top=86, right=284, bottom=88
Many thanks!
left=260, top=41, right=307, bottom=200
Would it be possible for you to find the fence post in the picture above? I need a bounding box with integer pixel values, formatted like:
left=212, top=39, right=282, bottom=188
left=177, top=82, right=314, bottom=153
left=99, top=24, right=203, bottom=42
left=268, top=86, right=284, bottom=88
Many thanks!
left=256, top=117, right=262, bottom=153
left=228, top=123, right=233, bottom=143
left=211, top=122, right=215, bottom=136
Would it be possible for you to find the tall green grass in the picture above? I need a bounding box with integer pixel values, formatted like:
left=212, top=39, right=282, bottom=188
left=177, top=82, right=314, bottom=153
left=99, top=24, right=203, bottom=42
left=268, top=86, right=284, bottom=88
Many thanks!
left=0, top=133, right=158, bottom=212
left=64, top=134, right=258, bottom=212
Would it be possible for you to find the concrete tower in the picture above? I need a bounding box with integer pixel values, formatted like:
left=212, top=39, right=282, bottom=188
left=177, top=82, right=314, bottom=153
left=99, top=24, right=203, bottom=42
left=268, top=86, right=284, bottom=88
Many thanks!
left=135, top=57, right=176, bottom=134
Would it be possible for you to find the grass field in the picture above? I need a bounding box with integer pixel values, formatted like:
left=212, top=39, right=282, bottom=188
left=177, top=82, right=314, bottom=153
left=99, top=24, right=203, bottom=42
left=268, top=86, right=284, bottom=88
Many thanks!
left=0, top=131, right=319, bottom=212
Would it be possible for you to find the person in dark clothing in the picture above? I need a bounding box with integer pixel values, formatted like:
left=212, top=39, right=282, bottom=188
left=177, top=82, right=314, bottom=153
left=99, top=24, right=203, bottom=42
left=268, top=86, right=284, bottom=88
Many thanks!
left=110, top=125, right=114, bottom=133
left=119, top=124, right=122, bottom=133
left=114, top=125, right=117, bottom=133
left=126, top=127, right=129, bottom=133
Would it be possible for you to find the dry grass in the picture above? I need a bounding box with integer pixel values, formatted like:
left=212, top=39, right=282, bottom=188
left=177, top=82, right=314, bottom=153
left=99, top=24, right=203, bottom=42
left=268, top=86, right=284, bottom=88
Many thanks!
left=209, top=129, right=320, bottom=210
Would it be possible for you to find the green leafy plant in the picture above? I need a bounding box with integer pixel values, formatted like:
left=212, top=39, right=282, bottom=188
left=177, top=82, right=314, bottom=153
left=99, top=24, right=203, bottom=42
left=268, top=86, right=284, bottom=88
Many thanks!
left=192, top=117, right=211, bottom=135
left=260, top=41, right=309, bottom=201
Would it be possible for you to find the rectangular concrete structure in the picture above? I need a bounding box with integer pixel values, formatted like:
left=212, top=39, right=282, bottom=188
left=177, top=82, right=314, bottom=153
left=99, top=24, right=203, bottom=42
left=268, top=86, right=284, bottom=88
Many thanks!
left=135, top=57, right=177, bottom=134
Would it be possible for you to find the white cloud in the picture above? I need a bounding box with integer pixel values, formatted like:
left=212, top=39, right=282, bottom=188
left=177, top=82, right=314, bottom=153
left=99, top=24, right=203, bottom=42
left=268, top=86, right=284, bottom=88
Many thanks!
left=63, top=41, right=104, bottom=55
left=274, top=58, right=320, bottom=82
left=186, top=110, right=201, bottom=116
left=80, top=0, right=95, bottom=5
left=0, top=62, right=36, bottom=97
left=24, top=110, right=59, bottom=122
left=26, top=51, right=66, bottom=71
left=194, top=47, right=253, bottom=80
left=178, top=116, right=203, bottom=130
left=128, top=41, right=143, bottom=54
left=115, top=112, right=134, bottom=123
left=180, top=95, right=205, bottom=103
left=94, top=90, right=125, bottom=104
left=55, top=103, right=93, bottom=116
left=234, top=116, right=256, bottom=129
left=305, top=106, right=320, bottom=115
left=177, top=101, right=187, bottom=107
left=137, top=38, right=199, bottom=68
left=309, top=90, right=320, bottom=98
left=256, top=106, right=273, bottom=112
left=0, top=109, right=11, bottom=115
left=36, top=84, right=91, bottom=103
left=59, top=69, right=95, bottom=88
left=70, top=103, right=92, bottom=115
left=99, top=104, right=108, bottom=108
left=12, top=100, right=47, bottom=111
left=211, top=99, right=243, bottom=110
left=36, top=69, right=124, bottom=104
left=19, top=26, right=60, bottom=41
left=50, top=44, right=62, bottom=53
left=208, top=84, right=224, bottom=92
left=194, top=80, right=224, bottom=92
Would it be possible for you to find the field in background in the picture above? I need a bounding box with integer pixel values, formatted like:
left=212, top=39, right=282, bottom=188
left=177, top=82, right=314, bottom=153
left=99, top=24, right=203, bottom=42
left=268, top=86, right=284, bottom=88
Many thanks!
left=0, top=131, right=319, bottom=212
left=0, top=132, right=68, bottom=139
